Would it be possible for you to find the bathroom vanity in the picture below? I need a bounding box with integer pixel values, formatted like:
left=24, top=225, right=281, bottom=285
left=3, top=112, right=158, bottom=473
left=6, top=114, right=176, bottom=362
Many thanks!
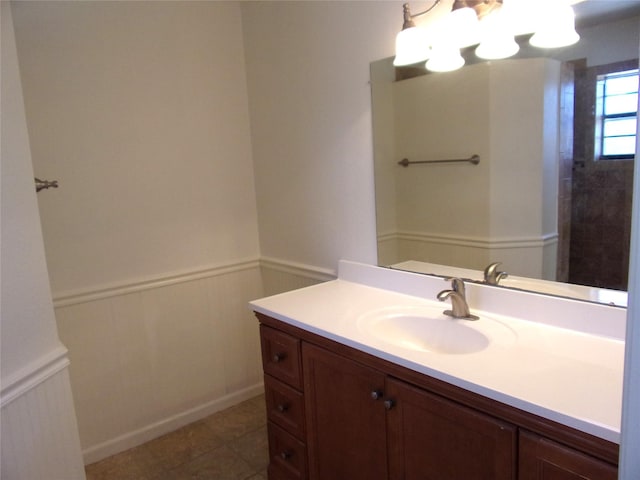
left=250, top=261, right=624, bottom=479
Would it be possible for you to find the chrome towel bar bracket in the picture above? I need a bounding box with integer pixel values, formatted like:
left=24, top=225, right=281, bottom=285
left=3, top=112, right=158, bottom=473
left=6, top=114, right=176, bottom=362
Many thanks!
left=35, top=177, right=59, bottom=192
left=398, top=154, right=480, bottom=167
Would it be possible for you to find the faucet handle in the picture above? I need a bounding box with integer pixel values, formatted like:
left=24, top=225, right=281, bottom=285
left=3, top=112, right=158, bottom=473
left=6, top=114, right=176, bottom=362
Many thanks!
left=439, top=277, right=479, bottom=320
left=444, top=277, right=466, bottom=296
left=484, top=262, right=508, bottom=285
left=484, top=262, right=501, bottom=276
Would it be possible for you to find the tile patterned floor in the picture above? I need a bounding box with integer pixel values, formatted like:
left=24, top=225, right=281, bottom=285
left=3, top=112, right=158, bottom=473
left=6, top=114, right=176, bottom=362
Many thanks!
left=85, top=395, right=268, bottom=480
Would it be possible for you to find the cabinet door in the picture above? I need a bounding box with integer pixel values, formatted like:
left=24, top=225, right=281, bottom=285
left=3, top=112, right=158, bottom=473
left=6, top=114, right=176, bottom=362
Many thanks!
left=519, top=431, right=617, bottom=480
left=302, top=343, right=388, bottom=480
left=386, top=377, right=517, bottom=480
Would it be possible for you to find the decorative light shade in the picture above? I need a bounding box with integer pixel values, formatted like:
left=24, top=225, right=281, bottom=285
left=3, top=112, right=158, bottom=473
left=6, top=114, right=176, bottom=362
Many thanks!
left=447, top=7, right=480, bottom=48
left=394, top=26, right=431, bottom=66
left=475, top=8, right=519, bottom=59
left=501, top=0, right=542, bottom=37
left=392, top=0, right=582, bottom=74
left=426, top=43, right=465, bottom=72
left=529, top=2, right=579, bottom=49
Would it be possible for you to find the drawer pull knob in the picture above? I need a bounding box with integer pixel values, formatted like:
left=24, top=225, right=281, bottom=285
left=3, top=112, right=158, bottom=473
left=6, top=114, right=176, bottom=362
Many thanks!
left=280, top=451, right=292, bottom=460
left=384, top=399, right=395, bottom=410
left=371, top=390, right=383, bottom=400
left=273, top=353, right=286, bottom=363
left=277, top=403, right=289, bottom=413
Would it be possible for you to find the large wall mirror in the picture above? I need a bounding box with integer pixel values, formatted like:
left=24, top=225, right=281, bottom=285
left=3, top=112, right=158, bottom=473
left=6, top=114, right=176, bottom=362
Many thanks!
left=371, top=1, right=640, bottom=307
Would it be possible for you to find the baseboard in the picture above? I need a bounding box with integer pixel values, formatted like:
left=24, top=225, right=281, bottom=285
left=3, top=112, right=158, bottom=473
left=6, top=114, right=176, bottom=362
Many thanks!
left=82, top=382, right=264, bottom=465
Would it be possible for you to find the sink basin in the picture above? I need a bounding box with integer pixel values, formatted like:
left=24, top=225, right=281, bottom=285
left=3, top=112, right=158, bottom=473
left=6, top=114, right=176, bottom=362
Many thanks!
left=357, top=305, right=516, bottom=355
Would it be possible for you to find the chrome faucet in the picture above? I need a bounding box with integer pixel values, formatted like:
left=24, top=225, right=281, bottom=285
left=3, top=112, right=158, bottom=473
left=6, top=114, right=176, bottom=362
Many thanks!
left=437, top=278, right=479, bottom=320
left=484, top=262, right=508, bottom=286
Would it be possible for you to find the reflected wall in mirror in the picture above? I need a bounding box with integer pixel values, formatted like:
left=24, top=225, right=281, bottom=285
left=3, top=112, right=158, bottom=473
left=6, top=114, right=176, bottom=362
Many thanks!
left=371, top=2, right=640, bottom=306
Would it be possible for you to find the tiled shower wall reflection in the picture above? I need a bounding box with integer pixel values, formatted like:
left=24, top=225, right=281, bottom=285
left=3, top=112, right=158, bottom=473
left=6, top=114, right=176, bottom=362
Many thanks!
left=570, top=59, right=636, bottom=291
left=570, top=162, right=633, bottom=290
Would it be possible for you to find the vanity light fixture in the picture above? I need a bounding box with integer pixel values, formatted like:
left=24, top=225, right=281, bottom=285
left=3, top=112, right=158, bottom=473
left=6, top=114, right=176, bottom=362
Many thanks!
left=394, top=0, right=580, bottom=73
left=529, top=0, right=580, bottom=48
left=393, top=2, right=439, bottom=66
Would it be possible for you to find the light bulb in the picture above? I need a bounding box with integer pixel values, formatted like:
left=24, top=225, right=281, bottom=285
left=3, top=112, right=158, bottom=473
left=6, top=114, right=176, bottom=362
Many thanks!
left=529, top=2, right=579, bottom=49
left=394, top=26, right=431, bottom=66
left=426, top=44, right=465, bottom=72
left=475, top=9, right=519, bottom=60
left=501, top=0, right=542, bottom=36
left=447, top=7, right=481, bottom=48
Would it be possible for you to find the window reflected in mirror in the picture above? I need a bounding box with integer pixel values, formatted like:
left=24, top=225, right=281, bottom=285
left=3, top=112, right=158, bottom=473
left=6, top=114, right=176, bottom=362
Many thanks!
left=595, top=68, right=638, bottom=159
left=572, top=59, right=637, bottom=291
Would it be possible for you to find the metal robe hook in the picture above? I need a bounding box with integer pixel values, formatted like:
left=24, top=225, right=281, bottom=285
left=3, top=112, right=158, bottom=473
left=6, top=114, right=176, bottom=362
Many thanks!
left=35, top=177, right=59, bottom=193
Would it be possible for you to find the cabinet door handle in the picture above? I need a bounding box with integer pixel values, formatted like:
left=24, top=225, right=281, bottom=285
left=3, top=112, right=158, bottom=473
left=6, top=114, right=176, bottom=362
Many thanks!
left=277, top=403, right=289, bottom=413
left=272, top=352, right=286, bottom=363
left=371, top=390, right=384, bottom=400
left=280, top=451, right=292, bottom=460
left=383, top=399, right=395, bottom=410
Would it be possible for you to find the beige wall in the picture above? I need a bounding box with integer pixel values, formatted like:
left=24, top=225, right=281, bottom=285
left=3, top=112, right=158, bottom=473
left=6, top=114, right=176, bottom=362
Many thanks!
left=371, top=57, right=399, bottom=241
left=11, top=0, right=398, bottom=462
left=11, top=0, right=265, bottom=462
left=394, top=62, right=492, bottom=239
left=7, top=1, right=640, bottom=475
left=2, top=2, right=62, bottom=380
left=241, top=1, right=394, bottom=270
left=13, top=1, right=260, bottom=296
left=1, top=2, right=85, bottom=477
left=377, top=58, right=560, bottom=278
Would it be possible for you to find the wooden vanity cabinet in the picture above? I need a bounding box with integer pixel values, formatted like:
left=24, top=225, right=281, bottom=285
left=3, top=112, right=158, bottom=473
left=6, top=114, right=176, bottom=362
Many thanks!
left=303, top=343, right=388, bottom=480
left=519, top=431, right=617, bottom=480
left=385, top=376, right=517, bottom=479
left=257, top=314, right=619, bottom=480
left=260, top=325, right=307, bottom=479
left=303, top=341, right=517, bottom=480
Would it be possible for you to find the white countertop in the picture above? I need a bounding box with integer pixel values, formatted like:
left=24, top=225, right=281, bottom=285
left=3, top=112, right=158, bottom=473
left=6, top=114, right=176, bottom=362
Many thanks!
left=250, top=261, right=625, bottom=443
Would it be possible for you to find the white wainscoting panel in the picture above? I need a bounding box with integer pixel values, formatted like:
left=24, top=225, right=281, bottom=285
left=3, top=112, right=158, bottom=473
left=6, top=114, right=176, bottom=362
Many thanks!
left=376, top=232, right=400, bottom=266
left=53, top=258, right=329, bottom=464
left=1, top=367, right=86, bottom=479
left=260, top=256, right=335, bottom=296
left=55, top=262, right=265, bottom=464
left=379, top=231, right=558, bottom=279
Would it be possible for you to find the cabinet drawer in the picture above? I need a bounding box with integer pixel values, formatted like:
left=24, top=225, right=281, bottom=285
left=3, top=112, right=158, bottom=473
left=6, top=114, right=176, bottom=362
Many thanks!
left=260, top=325, right=302, bottom=389
left=268, top=421, right=308, bottom=480
left=265, top=374, right=305, bottom=439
